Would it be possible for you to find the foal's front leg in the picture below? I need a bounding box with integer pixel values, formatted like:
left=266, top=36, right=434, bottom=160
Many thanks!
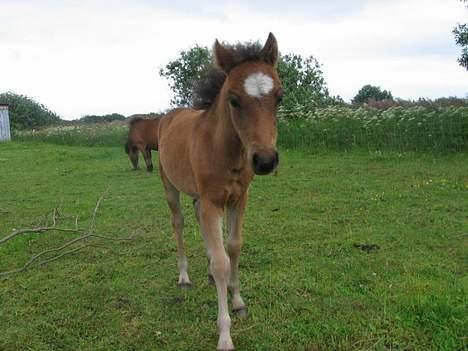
left=160, top=171, right=191, bottom=288
left=200, top=200, right=234, bottom=351
left=193, top=199, right=215, bottom=285
left=128, top=148, right=139, bottom=170
left=227, top=193, right=247, bottom=317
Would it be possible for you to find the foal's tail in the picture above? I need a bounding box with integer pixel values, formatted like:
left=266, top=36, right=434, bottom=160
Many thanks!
left=125, top=116, right=145, bottom=154
left=125, top=139, right=138, bottom=154
left=124, top=140, right=130, bottom=154
left=125, top=138, right=139, bottom=170
left=125, top=118, right=139, bottom=154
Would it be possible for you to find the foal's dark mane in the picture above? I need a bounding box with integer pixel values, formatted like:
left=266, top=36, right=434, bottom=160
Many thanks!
left=192, top=41, right=264, bottom=110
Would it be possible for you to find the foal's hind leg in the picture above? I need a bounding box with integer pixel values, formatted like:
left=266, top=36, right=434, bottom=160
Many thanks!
left=161, top=171, right=190, bottom=287
left=193, top=199, right=214, bottom=285
left=227, top=193, right=247, bottom=317
left=143, top=147, right=154, bottom=172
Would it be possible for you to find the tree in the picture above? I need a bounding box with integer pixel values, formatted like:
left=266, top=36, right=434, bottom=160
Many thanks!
left=352, top=85, right=393, bottom=105
left=159, top=44, right=339, bottom=114
left=159, top=46, right=211, bottom=107
left=453, top=0, right=468, bottom=70
left=454, top=24, right=468, bottom=69
left=0, top=92, right=61, bottom=130
left=277, top=54, right=339, bottom=112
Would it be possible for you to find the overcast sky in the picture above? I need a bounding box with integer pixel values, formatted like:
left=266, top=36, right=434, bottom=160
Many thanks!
left=0, top=0, right=467, bottom=120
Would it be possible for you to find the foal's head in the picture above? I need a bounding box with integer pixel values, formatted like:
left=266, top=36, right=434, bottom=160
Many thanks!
left=215, top=33, right=282, bottom=175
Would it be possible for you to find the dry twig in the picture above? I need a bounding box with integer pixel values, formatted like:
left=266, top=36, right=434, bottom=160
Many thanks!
left=0, top=205, right=84, bottom=245
left=0, top=190, right=136, bottom=277
left=0, top=227, right=80, bottom=245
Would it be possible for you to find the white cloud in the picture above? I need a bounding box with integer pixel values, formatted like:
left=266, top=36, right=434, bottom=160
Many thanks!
left=0, top=0, right=466, bottom=119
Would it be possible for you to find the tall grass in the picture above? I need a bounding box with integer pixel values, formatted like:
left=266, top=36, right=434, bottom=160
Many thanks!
left=13, top=122, right=127, bottom=147
left=13, top=106, right=468, bottom=152
left=279, top=105, right=468, bottom=152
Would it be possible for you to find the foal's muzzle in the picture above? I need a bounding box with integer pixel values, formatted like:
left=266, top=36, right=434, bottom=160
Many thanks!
left=252, top=150, right=279, bottom=175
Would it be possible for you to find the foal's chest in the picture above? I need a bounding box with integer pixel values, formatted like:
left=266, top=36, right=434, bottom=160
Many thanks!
left=225, top=169, right=253, bottom=204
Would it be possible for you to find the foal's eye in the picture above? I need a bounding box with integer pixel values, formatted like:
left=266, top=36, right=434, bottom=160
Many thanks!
left=229, top=94, right=241, bottom=109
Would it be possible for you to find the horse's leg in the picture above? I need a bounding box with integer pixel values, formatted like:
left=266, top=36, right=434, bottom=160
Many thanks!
left=143, top=147, right=153, bottom=172
left=227, top=193, right=247, bottom=317
left=161, top=169, right=190, bottom=287
left=129, top=148, right=139, bottom=170
left=199, top=199, right=234, bottom=351
left=193, top=198, right=215, bottom=285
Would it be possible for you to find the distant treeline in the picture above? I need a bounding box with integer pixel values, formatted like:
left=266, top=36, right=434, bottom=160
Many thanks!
left=0, top=92, right=164, bottom=130
left=78, top=113, right=126, bottom=124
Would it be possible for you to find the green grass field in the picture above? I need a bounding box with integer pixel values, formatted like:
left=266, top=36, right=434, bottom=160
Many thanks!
left=0, top=142, right=467, bottom=350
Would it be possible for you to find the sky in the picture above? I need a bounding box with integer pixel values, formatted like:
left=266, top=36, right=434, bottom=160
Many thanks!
left=0, top=0, right=467, bottom=120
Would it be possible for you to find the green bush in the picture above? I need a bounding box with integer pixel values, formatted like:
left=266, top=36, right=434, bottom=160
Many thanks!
left=0, top=92, right=61, bottom=130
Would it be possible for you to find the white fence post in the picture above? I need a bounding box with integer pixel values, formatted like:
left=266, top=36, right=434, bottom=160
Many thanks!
left=0, top=105, right=11, bottom=142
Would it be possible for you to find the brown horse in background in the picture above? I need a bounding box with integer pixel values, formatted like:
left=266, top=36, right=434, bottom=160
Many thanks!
left=157, top=33, right=282, bottom=350
left=125, top=115, right=161, bottom=171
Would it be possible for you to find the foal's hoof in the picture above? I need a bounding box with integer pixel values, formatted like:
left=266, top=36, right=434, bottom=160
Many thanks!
left=177, top=282, right=192, bottom=290
left=217, top=349, right=235, bottom=351
left=207, top=274, right=215, bottom=286
left=233, top=306, right=248, bottom=318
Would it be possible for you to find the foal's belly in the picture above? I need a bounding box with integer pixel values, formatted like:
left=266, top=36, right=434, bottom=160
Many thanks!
left=158, top=115, right=199, bottom=198
left=165, top=165, right=198, bottom=197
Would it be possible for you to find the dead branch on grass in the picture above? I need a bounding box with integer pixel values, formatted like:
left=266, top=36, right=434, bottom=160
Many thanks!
left=0, top=227, right=81, bottom=245
left=0, top=191, right=137, bottom=277
left=0, top=205, right=84, bottom=245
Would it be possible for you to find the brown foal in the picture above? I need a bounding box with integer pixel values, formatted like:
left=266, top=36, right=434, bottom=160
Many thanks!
left=157, top=33, right=282, bottom=350
left=125, top=115, right=161, bottom=171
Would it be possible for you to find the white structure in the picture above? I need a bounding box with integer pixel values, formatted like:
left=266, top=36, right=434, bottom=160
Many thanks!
left=0, top=105, right=11, bottom=142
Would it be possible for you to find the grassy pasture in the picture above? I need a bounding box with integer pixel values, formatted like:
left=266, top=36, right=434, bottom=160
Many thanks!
left=0, top=142, right=467, bottom=351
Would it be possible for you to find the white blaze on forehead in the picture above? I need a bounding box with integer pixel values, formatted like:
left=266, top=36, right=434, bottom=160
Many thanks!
left=243, top=72, right=274, bottom=98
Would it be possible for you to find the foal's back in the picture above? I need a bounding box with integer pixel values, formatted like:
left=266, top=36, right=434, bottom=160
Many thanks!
left=129, top=117, right=161, bottom=150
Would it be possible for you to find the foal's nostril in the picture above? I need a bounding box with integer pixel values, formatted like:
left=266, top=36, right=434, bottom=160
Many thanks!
left=252, top=151, right=278, bottom=175
left=253, top=153, right=260, bottom=168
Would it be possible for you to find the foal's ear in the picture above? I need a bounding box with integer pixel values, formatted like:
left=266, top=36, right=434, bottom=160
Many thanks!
left=214, top=39, right=235, bottom=73
left=260, top=32, right=278, bottom=66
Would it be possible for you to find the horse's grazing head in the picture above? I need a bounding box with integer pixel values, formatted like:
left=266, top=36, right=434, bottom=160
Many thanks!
left=214, top=33, right=282, bottom=175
